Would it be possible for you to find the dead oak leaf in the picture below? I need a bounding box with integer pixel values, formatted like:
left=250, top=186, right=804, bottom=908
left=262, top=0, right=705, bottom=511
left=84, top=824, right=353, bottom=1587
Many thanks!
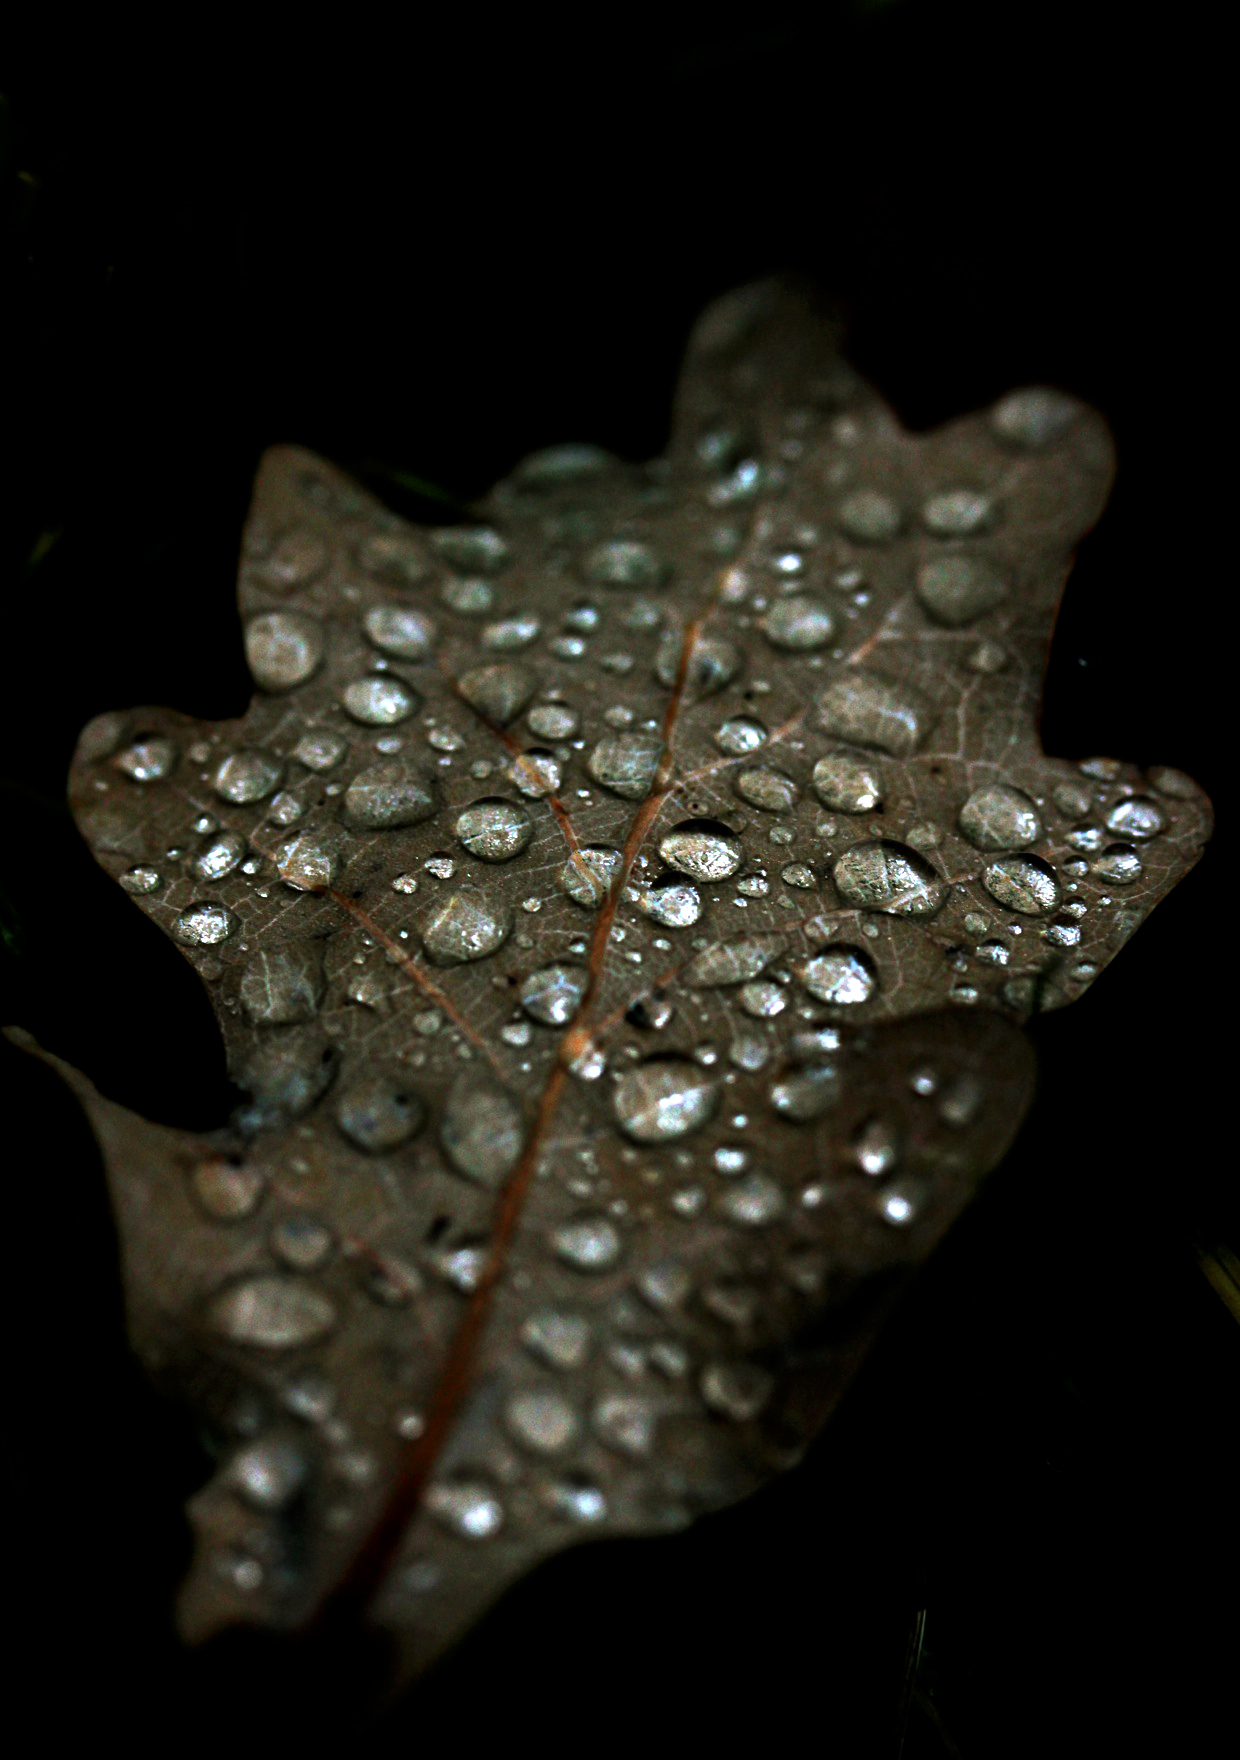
left=16, top=280, right=1211, bottom=1681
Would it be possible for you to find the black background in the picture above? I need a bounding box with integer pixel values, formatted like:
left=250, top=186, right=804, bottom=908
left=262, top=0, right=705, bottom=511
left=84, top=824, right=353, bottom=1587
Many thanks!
left=1, top=6, right=1232, bottom=1754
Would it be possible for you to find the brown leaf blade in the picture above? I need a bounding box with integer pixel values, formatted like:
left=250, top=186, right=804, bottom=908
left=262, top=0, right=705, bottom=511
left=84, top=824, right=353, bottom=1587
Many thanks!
left=20, top=280, right=1210, bottom=1679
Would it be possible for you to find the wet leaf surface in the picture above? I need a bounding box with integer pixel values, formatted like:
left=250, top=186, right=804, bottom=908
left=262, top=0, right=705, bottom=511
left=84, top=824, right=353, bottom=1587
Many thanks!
left=11, top=280, right=1211, bottom=1688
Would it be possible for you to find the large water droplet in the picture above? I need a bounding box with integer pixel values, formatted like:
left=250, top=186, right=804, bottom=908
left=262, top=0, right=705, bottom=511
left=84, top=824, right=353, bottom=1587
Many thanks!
left=655, top=629, right=740, bottom=695
left=959, top=784, right=1042, bottom=850
left=343, top=762, right=436, bottom=829
left=552, top=1217, right=622, bottom=1272
left=174, top=901, right=240, bottom=946
left=801, top=945, right=877, bottom=1003
left=562, top=845, right=623, bottom=907
left=341, top=674, right=420, bottom=726
left=432, top=526, right=510, bottom=574
left=981, top=854, right=1061, bottom=914
left=586, top=730, right=664, bottom=799
left=244, top=612, right=324, bottom=692
left=659, top=820, right=742, bottom=882
left=683, top=935, right=782, bottom=988
left=520, top=963, right=588, bottom=1026
left=191, top=831, right=247, bottom=882
left=915, top=553, right=1008, bottom=626
left=363, top=604, right=435, bottom=660
left=335, top=1072, right=425, bottom=1152
left=818, top=673, right=927, bottom=756
left=455, top=797, right=534, bottom=862
left=521, top=1309, right=591, bottom=1369
left=114, top=736, right=177, bottom=782
left=837, top=489, right=902, bottom=543
left=240, top=941, right=326, bottom=1024
left=990, top=386, right=1081, bottom=448
left=922, top=488, right=995, bottom=535
left=633, top=880, right=701, bottom=927
left=505, top=1389, right=579, bottom=1453
left=832, top=840, right=946, bottom=915
left=715, top=716, right=767, bottom=756
left=700, top=1361, right=773, bottom=1420
left=275, top=828, right=343, bottom=891
left=584, top=539, right=669, bottom=589
left=456, top=661, right=536, bottom=725
left=422, top=887, right=511, bottom=962
left=214, top=749, right=285, bottom=804
left=613, top=1058, right=719, bottom=1142
left=1106, top=797, right=1166, bottom=840
left=442, top=1074, right=524, bottom=1186
left=761, top=595, right=836, bottom=650
left=209, top=1276, right=336, bottom=1348
left=734, top=766, right=800, bottom=814
left=426, top=1479, right=504, bottom=1538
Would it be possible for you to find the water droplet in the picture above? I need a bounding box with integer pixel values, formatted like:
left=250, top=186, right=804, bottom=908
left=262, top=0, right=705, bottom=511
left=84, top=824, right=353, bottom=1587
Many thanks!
left=1147, top=765, right=1197, bottom=799
left=363, top=604, right=435, bottom=660
left=981, top=854, right=1061, bottom=914
left=528, top=702, right=580, bottom=739
left=520, top=963, right=588, bottom=1026
left=114, top=736, right=177, bottom=782
left=209, top=1276, right=336, bottom=1348
left=700, top=1361, right=773, bottom=1420
left=547, top=1480, right=608, bottom=1523
left=119, top=864, right=162, bottom=894
left=720, top=1173, right=784, bottom=1225
left=734, top=765, right=800, bottom=814
left=422, top=887, right=511, bottom=962
left=833, top=840, right=946, bottom=916
left=633, top=880, right=702, bottom=927
left=1091, top=844, right=1142, bottom=886
left=613, top=1058, right=720, bottom=1144
left=781, top=863, right=815, bottom=888
left=562, top=845, right=623, bottom=907
left=715, top=716, right=767, bottom=756
left=456, top=661, right=536, bottom=726
left=877, top=1178, right=925, bottom=1226
left=192, top=1157, right=265, bottom=1220
left=683, top=935, right=782, bottom=988
left=811, top=750, right=882, bottom=814
left=271, top=1214, right=334, bottom=1271
left=174, top=901, right=239, bottom=946
left=586, top=730, right=664, bottom=799
left=341, top=674, right=419, bottom=726
left=432, top=526, right=510, bottom=574
left=335, top=1072, right=425, bottom=1152
left=448, top=797, right=534, bottom=866
left=593, top=1395, right=655, bottom=1456
left=922, top=488, right=995, bottom=535
left=552, top=1217, right=623, bottom=1272
left=483, top=611, right=541, bottom=651
left=343, top=761, right=436, bottom=829
left=959, top=784, right=1042, bottom=850
left=916, top=553, right=1008, bottom=626
left=442, top=1074, right=524, bottom=1186
left=739, top=979, right=786, bottom=1018
left=769, top=1065, right=840, bottom=1121
left=762, top=594, right=837, bottom=652
left=505, top=1388, right=579, bottom=1453
left=441, top=576, right=496, bottom=615
left=818, top=673, right=927, bottom=756
left=229, top=1438, right=309, bottom=1510
left=584, top=539, right=669, bottom=589
left=654, top=628, right=740, bottom=695
left=275, top=828, right=342, bottom=891
left=213, top=749, right=285, bottom=804
left=426, top=1480, right=504, bottom=1538
left=837, top=488, right=902, bottom=543
left=256, top=526, right=327, bottom=585
left=659, top=820, right=742, bottom=882
left=240, top=941, right=326, bottom=1025
left=244, top=612, right=324, bottom=691
left=509, top=749, right=562, bottom=796
left=293, top=728, right=348, bottom=771
left=515, top=442, right=616, bottom=487
left=801, top=945, right=877, bottom=1004
left=355, top=527, right=430, bottom=585
left=990, top=386, right=1080, bottom=448
left=1106, top=797, right=1166, bottom=839
left=521, top=1309, right=591, bottom=1369
left=853, top=1116, right=899, bottom=1175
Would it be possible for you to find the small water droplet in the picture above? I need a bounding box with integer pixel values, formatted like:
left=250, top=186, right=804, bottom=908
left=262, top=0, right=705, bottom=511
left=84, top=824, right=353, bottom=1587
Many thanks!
left=275, top=828, right=342, bottom=891
left=114, top=736, right=177, bottom=782
left=762, top=595, right=836, bottom=650
left=240, top=941, right=326, bottom=1025
left=422, top=887, right=512, bottom=962
left=335, top=1072, right=425, bottom=1152
left=593, top=1395, right=655, bottom=1456
left=562, top=845, right=623, bottom=907
left=1105, top=797, right=1166, bottom=840
left=432, top=526, right=510, bottom=574
left=659, top=820, right=742, bottom=882
left=683, top=935, right=782, bottom=988
left=720, top=1173, right=785, bottom=1225
left=520, top=1309, right=591, bottom=1369
left=363, top=604, right=435, bottom=660
left=818, top=673, right=927, bottom=756
left=442, top=1074, right=524, bottom=1186
left=341, top=674, right=420, bottom=726
left=209, top=1276, right=336, bottom=1348
left=213, top=749, right=285, bottom=803
left=959, top=784, right=1042, bottom=850
left=343, top=761, right=437, bottom=830
left=584, top=538, right=669, bottom=589
left=853, top=1116, right=899, bottom=1175
left=586, top=730, right=664, bottom=799
left=528, top=702, right=580, bottom=739
left=837, top=488, right=902, bottom=543
left=916, top=553, right=1008, bottom=626
left=552, top=1216, right=623, bottom=1272
left=801, top=945, right=877, bottom=1004
left=119, top=864, right=162, bottom=894
left=990, top=386, right=1080, bottom=448
left=613, top=1059, right=720, bottom=1143
left=245, top=612, right=324, bottom=691
left=292, top=728, right=348, bottom=771
left=734, top=766, right=800, bottom=814
left=922, top=487, right=995, bottom=535
left=271, top=1213, right=334, bottom=1271
left=426, top=1479, right=504, bottom=1538
left=192, top=1157, right=265, bottom=1220
left=455, top=797, right=534, bottom=862
left=633, top=880, right=702, bottom=928
left=700, top=1361, right=773, bottom=1420
left=229, top=1438, right=309, bottom=1510
left=1091, top=844, right=1142, bottom=886
left=520, top=963, right=588, bottom=1026
left=505, top=1388, right=579, bottom=1453
left=174, top=901, right=240, bottom=946
left=715, top=715, right=767, bottom=756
